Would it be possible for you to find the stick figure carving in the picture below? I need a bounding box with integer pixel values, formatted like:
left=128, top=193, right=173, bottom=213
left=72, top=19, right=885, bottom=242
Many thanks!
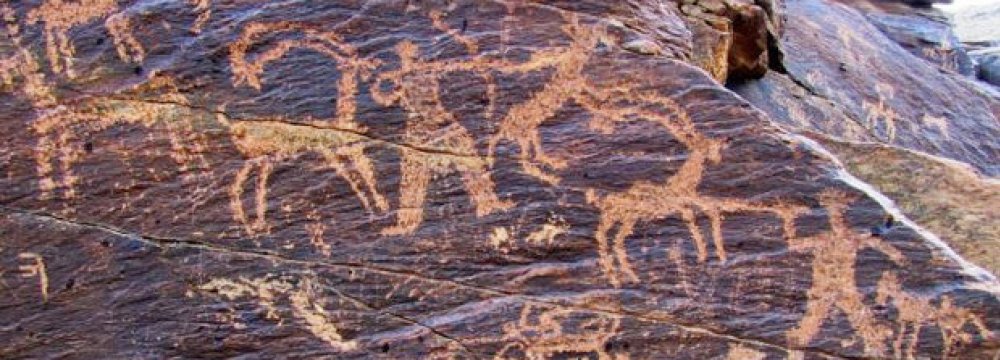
left=371, top=39, right=512, bottom=235
left=861, top=83, right=900, bottom=143
left=786, top=189, right=907, bottom=357
left=26, top=0, right=144, bottom=78
left=226, top=22, right=387, bottom=236
left=31, top=77, right=211, bottom=201
left=875, top=272, right=994, bottom=359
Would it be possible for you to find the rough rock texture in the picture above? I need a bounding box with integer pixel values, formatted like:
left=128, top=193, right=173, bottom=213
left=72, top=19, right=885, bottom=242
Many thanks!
left=1, top=0, right=999, bottom=359
left=679, top=0, right=784, bottom=83
left=972, top=48, right=1000, bottom=86
left=736, top=0, right=1000, bottom=176
left=809, top=133, right=1000, bottom=277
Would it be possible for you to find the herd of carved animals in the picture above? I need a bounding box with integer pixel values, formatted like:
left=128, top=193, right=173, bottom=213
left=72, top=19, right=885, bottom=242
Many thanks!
left=1, top=1, right=994, bottom=358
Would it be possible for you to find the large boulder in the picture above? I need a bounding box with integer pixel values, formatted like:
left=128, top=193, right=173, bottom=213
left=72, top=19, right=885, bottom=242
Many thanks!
left=1, top=0, right=997, bottom=359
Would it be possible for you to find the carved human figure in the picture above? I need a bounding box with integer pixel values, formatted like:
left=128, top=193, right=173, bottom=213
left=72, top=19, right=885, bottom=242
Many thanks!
left=32, top=77, right=211, bottom=201
left=26, top=0, right=144, bottom=78
left=226, top=22, right=388, bottom=235
left=786, top=190, right=907, bottom=356
left=372, top=40, right=512, bottom=235
left=875, top=272, right=994, bottom=359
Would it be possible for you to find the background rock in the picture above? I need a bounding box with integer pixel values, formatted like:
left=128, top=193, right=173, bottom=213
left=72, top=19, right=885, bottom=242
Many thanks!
left=1, top=0, right=998, bottom=359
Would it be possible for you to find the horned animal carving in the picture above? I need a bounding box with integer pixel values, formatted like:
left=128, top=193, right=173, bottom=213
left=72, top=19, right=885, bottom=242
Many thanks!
left=226, top=22, right=387, bottom=236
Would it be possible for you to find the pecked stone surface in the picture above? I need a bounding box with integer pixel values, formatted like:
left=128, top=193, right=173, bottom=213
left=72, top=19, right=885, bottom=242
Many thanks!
left=735, top=0, right=1000, bottom=177
left=1, top=0, right=998, bottom=359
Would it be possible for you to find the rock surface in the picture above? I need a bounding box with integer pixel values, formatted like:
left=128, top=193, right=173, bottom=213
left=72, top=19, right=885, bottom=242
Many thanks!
left=1, top=0, right=998, bottom=359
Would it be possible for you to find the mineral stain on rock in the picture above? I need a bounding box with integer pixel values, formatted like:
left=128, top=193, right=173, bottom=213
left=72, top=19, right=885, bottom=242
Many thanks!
left=0, top=0, right=998, bottom=359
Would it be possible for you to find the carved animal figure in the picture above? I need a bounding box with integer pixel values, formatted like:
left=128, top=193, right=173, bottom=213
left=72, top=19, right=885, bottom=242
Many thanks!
left=486, top=15, right=611, bottom=185
left=584, top=92, right=804, bottom=287
left=31, top=77, right=211, bottom=201
left=226, top=22, right=387, bottom=236
left=492, top=304, right=626, bottom=360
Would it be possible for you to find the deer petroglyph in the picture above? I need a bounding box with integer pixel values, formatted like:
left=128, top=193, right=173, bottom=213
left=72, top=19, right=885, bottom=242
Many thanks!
left=583, top=92, right=805, bottom=288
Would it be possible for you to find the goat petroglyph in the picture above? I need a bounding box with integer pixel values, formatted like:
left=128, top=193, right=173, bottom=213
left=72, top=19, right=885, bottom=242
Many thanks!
left=584, top=92, right=805, bottom=287
left=227, top=22, right=387, bottom=235
left=486, top=14, right=614, bottom=185
left=785, top=189, right=907, bottom=356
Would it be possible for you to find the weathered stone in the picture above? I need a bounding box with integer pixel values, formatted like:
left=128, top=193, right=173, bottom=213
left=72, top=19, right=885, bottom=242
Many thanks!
left=739, top=0, right=1000, bottom=176
left=1, top=0, right=998, bottom=359
left=866, top=12, right=976, bottom=76
left=972, top=48, right=1000, bottom=86
left=680, top=0, right=784, bottom=82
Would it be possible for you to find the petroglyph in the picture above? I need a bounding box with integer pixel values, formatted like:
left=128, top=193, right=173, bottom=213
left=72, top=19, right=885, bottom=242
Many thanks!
left=525, top=217, right=570, bottom=247
left=875, top=272, right=994, bottom=359
left=489, top=217, right=569, bottom=254
left=836, top=26, right=876, bottom=66
left=188, top=0, right=211, bottom=34
left=487, top=14, right=616, bottom=185
left=17, top=252, right=48, bottom=303
left=199, top=276, right=358, bottom=351
left=786, top=189, right=907, bottom=356
left=31, top=77, right=212, bottom=201
left=862, top=83, right=900, bottom=142
left=1, top=5, right=56, bottom=107
left=372, top=39, right=512, bottom=235
left=725, top=344, right=767, bottom=360
left=227, top=22, right=388, bottom=235
left=429, top=10, right=478, bottom=54
left=480, top=303, right=627, bottom=360
left=306, top=210, right=331, bottom=257
left=583, top=92, right=805, bottom=287
left=921, top=47, right=959, bottom=73
left=921, top=114, right=950, bottom=140
left=26, top=0, right=144, bottom=78
left=229, top=21, right=376, bottom=132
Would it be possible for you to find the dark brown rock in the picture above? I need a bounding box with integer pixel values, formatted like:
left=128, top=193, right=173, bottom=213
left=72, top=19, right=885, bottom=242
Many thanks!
left=680, top=0, right=784, bottom=82
left=1, top=0, right=998, bottom=359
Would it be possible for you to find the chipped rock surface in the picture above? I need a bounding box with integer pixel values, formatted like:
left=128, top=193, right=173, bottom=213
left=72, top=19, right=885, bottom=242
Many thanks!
left=1, top=0, right=998, bottom=359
